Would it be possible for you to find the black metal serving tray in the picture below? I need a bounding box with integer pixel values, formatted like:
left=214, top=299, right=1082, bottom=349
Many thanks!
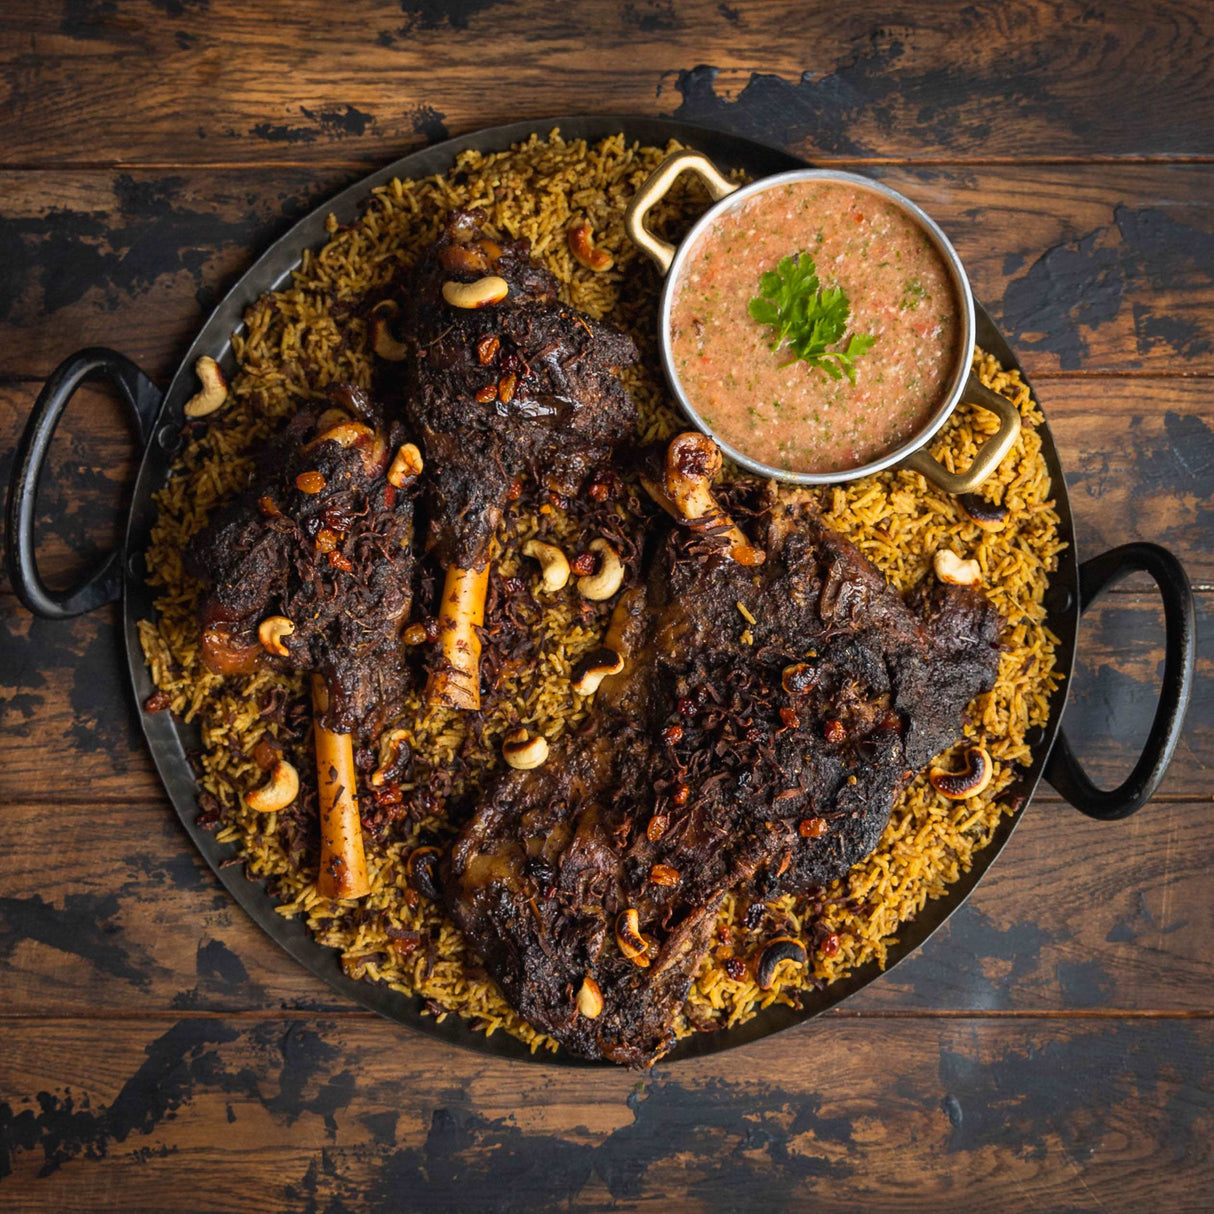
left=5, top=116, right=1196, bottom=1064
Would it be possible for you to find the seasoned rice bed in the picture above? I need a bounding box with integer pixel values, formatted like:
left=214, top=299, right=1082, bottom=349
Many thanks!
left=139, top=132, right=1063, bottom=1054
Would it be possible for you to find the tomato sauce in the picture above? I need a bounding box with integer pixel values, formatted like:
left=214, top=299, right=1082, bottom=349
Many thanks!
left=669, top=179, right=961, bottom=474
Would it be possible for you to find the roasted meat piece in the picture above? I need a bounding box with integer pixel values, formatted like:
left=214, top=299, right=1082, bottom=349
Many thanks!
left=393, top=209, right=638, bottom=709
left=445, top=436, right=1002, bottom=1065
left=188, top=390, right=418, bottom=733
left=399, top=208, right=638, bottom=570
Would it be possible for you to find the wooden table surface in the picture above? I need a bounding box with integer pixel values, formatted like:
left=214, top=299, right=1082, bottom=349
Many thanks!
left=1, top=2, right=1211, bottom=1209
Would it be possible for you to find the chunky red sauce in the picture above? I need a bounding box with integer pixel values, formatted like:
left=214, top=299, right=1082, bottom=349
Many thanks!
left=669, top=179, right=961, bottom=474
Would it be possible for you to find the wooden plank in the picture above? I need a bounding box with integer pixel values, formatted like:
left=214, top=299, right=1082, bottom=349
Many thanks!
left=2, top=164, right=1212, bottom=381
left=2, top=0, right=1212, bottom=167
left=0, top=601, right=157, bottom=798
left=0, top=1016, right=1209, bottom=1211
left=0, top=794, right=1208, bottom=1019
left=0, top=797, right=340, bottom=1015
left=1044, top=379, right=1214, bottom=589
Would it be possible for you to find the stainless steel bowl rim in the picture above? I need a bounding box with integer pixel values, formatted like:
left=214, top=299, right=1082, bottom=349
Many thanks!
left=656, top=167, right=978, bottom=485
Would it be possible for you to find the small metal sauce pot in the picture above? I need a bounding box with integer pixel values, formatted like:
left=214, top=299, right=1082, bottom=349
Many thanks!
left=625, top=149, right=1020, bottom=492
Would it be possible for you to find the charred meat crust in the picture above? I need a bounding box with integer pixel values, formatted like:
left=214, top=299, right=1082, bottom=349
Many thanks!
left=445, top=494, right=1002, bottom=1065
left=188, top=400, right=417, bottom=733
left=397, top=208, right=638, bottom=570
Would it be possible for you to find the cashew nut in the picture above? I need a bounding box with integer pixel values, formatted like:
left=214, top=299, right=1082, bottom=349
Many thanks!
left=502, top=728, right=549, bottom=771
left=567, top=223, right=614, bottom=273
left=570, top=646, right=624, bottom=696
left=306, top=421, right=375, bottom=451
left=577, top=539, right=624, bottom=601
left=615, top=908, right=654, bottom=967
left=929, top=746, right=993, bottom=799
left=387, top=443, right=423, bottom=489
left=370, top=728, right=411, bottom=788
left=755, top=937, right=808, bottom=990
left=406, top=846, right=442, bottom=901
left=957, top=493, right=1009, bottom=531
left=245, top=759, right=299, bottom=813
left=441, top=275, right=509, bottom=309
left=315, top=407, right=351, bottom=432
left=371, top=313, right=408, bottom=361
left=522, top=538, right=571, bottom=593
left=304, top=420, right=387, bottom=476
left=257, top=615, right=295, bottom=658
left=934, top=549, right=982, bottom=586
left=781, top=663, right=819, bottom=695
left=576, top=975, right=604, bottom=1019
left=183, top=356, right=228, bottom=419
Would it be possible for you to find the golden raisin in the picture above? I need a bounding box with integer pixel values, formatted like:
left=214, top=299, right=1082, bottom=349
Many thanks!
left=257, top=495, right=280, bottom=517
left=672, top=781, right=690, bottom=806
left=328, top=551, right=354, bottom=573
left=646, top=815, right=668, bottom=842
left=476, top=335, right=500, bottom=365
left=497, top=372, right=517, bottom=404
left=662, top=724, right=684, bottom=745
left=823, top=719, right=846, bottom=743
left=295, top=471, right=326, bottom=494
left=821, top=933, right=841, bottom=957
left=315, top=528, right=340, bottom=554
left=475, top=384, right=497, bottom=403
left=798, top=817, right=828, bottom=839
left=252, top=737, right=281, bottom=771
left=403, top=623, right=428, bottom=645
left=650, top=864, right=680, bottom=887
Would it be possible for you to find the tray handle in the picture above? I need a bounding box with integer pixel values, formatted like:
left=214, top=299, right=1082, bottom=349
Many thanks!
left=899, top=373, right=1021, bottom=494
left=624, top=148, right=738, bottom=274
left=1045, top=542, right=1196, bottom=820
left=5, top=347, right=162, bottom=619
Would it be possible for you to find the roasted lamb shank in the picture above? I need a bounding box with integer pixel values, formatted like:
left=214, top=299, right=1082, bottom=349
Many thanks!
left=394, top=208, right=638, bottom=709
left=445, top=434, right=1002, bottom=1065
left=189, top=389, right=422, bottom=898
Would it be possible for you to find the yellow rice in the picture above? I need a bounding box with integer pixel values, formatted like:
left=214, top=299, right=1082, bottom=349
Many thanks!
left=138, top=132, right=1064, bottom=1054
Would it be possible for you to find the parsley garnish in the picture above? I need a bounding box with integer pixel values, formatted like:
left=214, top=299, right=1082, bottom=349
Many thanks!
left=749, top=252, right=875, bottom=382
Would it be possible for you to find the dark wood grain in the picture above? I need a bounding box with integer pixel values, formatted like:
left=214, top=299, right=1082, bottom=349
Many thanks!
left=0, top=1016, right=1209, bottom=1212
left=2, top=0, right=1212, bottom=167
left=1, top=794, right=1208, bottom=1019
left=1, top=0, right=1211, bottom=1206
left=2, top=164, right=1212, bottom=382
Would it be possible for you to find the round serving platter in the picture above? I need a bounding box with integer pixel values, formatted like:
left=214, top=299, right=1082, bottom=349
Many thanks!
left=83, top=115, right=1184, bottom=1064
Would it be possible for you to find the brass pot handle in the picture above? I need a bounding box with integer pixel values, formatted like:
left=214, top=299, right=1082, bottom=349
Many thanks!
left=624, top=149, right=739, bottom=275
left=899, top=372, right=1022, bottom=495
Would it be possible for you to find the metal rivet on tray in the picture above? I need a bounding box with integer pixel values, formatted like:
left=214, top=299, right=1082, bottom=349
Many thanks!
left=157, top=423, right=183, bottom=452
left=1045, top=584, right=1073, bottom=615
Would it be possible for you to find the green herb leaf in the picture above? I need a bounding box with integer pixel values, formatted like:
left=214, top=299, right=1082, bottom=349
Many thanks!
left=749, top=252, right=876, bottom=382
